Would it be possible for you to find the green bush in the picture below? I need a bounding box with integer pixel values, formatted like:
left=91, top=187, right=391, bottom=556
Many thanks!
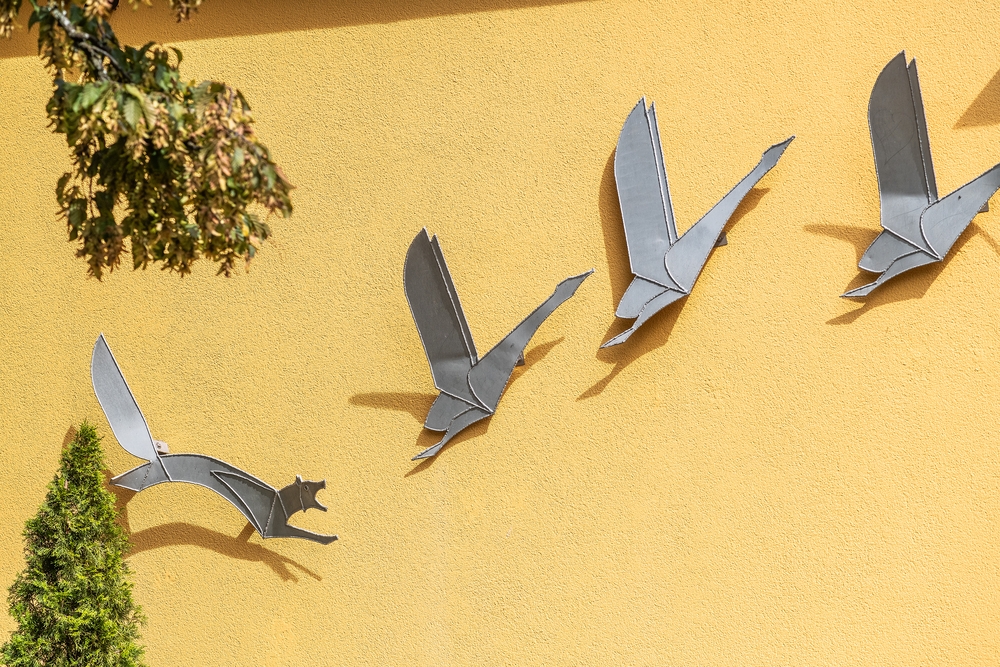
left=2, top=423, right=145, bottom=667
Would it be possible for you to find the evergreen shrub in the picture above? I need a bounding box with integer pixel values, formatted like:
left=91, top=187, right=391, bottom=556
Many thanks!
left=2, top=422, right=145, bottom=667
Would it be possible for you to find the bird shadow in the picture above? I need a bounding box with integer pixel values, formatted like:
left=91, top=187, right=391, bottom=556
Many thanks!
left=583, top=149, right=770, bottom=398
left=348, top=392, right=438, bottom=423
left=579, top=302, right=686, bottom=399
left=808, top=221, right=998, bottom=325
left=102, top=470, right=321, bottom=583
left=803, top=223, right=873, bottom=264
left=597, top=151, right=632, bottom=309
left=403, top=337, right=563, bottom=475
left=955, top=67, right=1000, bottom=129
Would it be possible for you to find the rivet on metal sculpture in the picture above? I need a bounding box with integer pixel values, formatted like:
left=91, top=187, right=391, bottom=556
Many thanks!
left=842, top=51, right=1000, bottom=298
left=603, top=97, right=794, bottom=348
left=91, top=334, right=337, bottom=545
left=405, top=229, right=593, bottom=460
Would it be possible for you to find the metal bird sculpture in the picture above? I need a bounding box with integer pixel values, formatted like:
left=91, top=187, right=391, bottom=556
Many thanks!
left=404, top=229, right=592, bottom=460
left=91, top=334, right=337, bottom=545
left=842, top=51, right=1000, bottom=298
left=603, top=97, right=793, bottom=347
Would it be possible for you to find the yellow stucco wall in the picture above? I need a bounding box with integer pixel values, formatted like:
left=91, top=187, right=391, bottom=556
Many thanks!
left=3, top=0, right=1000, bottom=664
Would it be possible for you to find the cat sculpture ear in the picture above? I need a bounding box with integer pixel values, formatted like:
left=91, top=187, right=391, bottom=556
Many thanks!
left=296, top=475, right=329, bottom=512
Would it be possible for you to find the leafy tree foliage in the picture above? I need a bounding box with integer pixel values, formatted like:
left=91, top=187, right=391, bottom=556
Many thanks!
left=2, top=423, right=145, bottom=667
left=0, top=1, right=292, bottom=277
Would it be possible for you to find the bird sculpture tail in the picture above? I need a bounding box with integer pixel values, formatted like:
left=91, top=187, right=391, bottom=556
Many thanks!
left=413, top=270, right=593, bottom=460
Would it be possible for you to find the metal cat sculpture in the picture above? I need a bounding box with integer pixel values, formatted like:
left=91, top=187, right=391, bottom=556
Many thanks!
left=842, top=51, right=1000, bottom=298
left=404, top=228, right=592, bottom=460
left=91, top=334, right=337, bottom=545
left=603, top=97, right=793, bottom=347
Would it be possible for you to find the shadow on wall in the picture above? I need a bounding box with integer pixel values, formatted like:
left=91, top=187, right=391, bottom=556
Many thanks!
left=581, top=150, right=771, bottom=399
left=956, top=67, right=1000, bottom=128
left=806, top=220, right=1000, bottom=324
left=349, top=391, right=438, bottom=423
left=0, top=0, right=594, bottom=59
left=102, top=470, right=321, bottom=583
left=404, top=336, right=564, bottom=474
left=348, top=338, right=562, bottom=472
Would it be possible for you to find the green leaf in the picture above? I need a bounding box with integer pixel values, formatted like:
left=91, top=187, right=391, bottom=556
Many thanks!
left=121, top=97, right=141, bottom=129
left=76, top=83, right=105, bottom=110
left=140, top=97, right=157, bottom=128
left=235, top=89, right=251, bottom=112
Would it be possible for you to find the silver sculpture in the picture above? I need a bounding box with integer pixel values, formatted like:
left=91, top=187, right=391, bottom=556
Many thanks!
left=405, top=228, right=592, bottom=460
left=91, top=334, right=337, bottom=545
left=843, top=51, right=1000, bottom=298
left=603, top=98, right=794, bottom=347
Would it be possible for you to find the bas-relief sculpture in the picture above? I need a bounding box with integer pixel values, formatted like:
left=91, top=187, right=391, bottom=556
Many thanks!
left=843, top=51, right=1000, bottom=298
left=604, top=98, right=794, bottom=347
left=62, top=53, right=1000, bottom=553
left=404, top=228, right=592, bottom=460
left=91, top=334, right=337, bottom=545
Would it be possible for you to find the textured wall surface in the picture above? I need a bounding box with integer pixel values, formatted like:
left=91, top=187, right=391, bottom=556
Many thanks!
left=2, top=0, right=1000, bottom=664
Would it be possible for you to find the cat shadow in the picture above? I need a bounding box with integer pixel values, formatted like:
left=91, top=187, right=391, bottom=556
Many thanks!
left=102, top=471, right=320, bottom=583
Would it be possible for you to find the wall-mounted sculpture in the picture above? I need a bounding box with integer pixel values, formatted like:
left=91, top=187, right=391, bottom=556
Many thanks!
left=603, top=98, right=793, bottom=347
left=91, top=334, right=337, bottom=545
left=405, top=229, right=592, bottom=460
left=842, top=51, right=1000, bottom=298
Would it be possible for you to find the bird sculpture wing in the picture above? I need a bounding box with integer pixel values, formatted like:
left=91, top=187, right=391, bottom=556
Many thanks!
left=91, top=334, right=158, bottom=463
left=922, top=163, right=1000, bottom=257
left=868, top=51, right=936, bottom=252
left=404, top=229, right=480, bottom=404
left=614, top=98, right=683, bottom=291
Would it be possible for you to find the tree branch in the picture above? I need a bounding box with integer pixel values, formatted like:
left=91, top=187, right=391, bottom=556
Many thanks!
left=49, top=6, right=127, bottom=81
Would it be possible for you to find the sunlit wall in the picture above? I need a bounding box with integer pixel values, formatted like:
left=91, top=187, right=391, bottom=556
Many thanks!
left=2, top=1, right=1000, bottom=664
